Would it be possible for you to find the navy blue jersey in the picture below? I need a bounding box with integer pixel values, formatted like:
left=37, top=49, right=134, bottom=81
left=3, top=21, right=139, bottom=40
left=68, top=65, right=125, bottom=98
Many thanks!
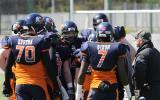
left=44, top=32, right=60, bottom=47
left=71, top=37, right=86, bottom=50
left=62, top=37, right=85, bottom=58
left=8, top=35, right=50, bottom=65
left=81, top=41, right=127, bottom=71
left=56, top=46, right=72, bottom=62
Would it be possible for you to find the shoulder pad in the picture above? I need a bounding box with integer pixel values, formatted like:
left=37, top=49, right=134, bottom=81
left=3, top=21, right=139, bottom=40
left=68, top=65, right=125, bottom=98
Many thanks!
left=73, top=49, right=81, bottom=57
left=80, top=41, right=89, bottom=53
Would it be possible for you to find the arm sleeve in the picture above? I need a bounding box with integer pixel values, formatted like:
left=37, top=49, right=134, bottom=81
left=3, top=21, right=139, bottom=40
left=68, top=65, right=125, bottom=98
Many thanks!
left=5, top=49, right=15, bottom=84
left=77, top=56, right=89, bottom=85
left=134, top=53, right=148, bottom=89
left=41, top=50, right=59, bottom=88
left=49, top=47, right=58, bottom=72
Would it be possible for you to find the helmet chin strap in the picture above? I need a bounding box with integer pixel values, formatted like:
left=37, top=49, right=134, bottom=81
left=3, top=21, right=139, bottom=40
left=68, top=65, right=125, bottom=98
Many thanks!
left=62, top=36, right=75, bottom=45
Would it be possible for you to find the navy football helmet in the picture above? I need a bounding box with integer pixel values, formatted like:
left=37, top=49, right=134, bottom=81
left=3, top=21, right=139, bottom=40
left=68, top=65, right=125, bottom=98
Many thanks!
left=114, top=26, right=126, bottom=41
left=96, top=22, right=114, bottom=42
left=61, top=21, right=78, bottom=43
left=25, top=13, right=45, bottom=34
left=44, top=16, right=56, bottom=32
left=93, top=13, right=109, bottom=30
left=12, top=19, right=28, bottom=34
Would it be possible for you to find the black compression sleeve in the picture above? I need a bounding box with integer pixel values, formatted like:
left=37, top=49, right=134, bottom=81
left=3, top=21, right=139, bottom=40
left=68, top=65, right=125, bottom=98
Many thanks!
left=49, top=47, right=58, bottom=72
left=41, top=51, right=58, bottom=87
left=5, top=50, right=15, bottom=84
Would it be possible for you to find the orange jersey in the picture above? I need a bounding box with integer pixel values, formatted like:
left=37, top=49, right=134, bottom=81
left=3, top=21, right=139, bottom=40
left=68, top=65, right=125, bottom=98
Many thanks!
left=90, top=68, right=117, bottom=88
left=84, top=74, right=92, bottom=91
left=14, top=60, right=50, bottom=100
left=7, top=35, right=52, bottom=100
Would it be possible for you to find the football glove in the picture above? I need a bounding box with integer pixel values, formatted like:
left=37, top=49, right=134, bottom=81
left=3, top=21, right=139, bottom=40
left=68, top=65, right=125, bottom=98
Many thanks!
left=124, top=84, right=131, bottom=100
left=2, top=81, right=12, bottom=97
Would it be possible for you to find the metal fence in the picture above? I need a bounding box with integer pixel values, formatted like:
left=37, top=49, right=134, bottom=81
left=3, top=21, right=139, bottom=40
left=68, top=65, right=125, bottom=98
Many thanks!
left=0, top=11, right=160, bottom=35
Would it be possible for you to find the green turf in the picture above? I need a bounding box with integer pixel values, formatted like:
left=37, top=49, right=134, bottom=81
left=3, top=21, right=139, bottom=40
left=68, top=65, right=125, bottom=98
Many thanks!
left=0, top=73, right=7, bottom=100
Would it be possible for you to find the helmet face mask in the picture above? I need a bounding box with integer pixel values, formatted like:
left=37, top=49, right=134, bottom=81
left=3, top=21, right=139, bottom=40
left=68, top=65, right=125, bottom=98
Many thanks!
left=61, top=31, right=77, bottom=43
left=12, top=23, right=22, bottom=34
left=61, top=21, right=78, bottom=43
left=12, top=20, right=28, bottom=34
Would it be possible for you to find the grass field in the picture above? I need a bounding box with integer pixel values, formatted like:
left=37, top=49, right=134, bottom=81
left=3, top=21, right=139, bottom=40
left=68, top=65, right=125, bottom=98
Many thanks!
left=0, top=73, right=7, bottom=100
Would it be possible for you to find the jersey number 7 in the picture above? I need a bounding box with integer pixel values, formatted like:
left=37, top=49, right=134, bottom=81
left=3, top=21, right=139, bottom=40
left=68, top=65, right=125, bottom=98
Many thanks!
left=97, top=50, right=107, bottom=68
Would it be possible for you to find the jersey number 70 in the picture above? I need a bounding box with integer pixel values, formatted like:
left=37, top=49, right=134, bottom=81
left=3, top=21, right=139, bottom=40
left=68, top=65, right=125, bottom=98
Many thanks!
left=16, top=45, right=35, bottom=63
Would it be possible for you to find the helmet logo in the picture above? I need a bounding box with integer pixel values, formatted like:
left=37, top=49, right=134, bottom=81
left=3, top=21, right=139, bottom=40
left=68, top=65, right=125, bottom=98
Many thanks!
left=46, top=18, right=53, bottom=24
left=101, top=26, right=106, bottom=31
left=36, top=16, right=43, bottom=24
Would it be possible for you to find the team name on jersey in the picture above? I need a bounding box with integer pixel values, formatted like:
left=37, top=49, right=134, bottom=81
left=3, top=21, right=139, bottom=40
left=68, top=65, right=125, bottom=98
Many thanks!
left=97, top=44, right=110, bottom=50
left=18, top=39, right=33, bottom=45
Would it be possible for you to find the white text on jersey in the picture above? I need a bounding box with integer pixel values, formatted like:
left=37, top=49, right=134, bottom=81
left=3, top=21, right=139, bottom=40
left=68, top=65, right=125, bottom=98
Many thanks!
left=18, top=39, right=33, bottom=45
left=97, top=45, right=110, bottom=51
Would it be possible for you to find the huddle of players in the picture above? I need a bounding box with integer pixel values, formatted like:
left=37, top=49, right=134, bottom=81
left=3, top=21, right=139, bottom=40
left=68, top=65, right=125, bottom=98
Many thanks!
left=1, top=12, right=133, bottom=100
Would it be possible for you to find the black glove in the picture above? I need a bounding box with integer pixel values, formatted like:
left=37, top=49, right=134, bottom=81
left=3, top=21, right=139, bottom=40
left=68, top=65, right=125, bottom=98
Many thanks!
left=98, top=81, right=110, bottom=92
left=2, top=82, right=12, bottom=97
left=52, top=89, right=61, bottom=99
left=67, top=88, right=75, bottom=100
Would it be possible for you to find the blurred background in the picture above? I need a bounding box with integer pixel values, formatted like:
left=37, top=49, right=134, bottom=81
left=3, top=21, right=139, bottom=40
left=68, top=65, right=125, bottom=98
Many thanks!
left=0, top=0, right=160, bottom=99
left=0, top=0, right=160, bottom=34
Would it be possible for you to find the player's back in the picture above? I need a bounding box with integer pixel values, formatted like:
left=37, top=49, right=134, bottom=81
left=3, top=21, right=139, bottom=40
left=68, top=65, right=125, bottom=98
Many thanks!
left=8, top=35, right=50, bottom=86
left=81, top=41, right=126, bottom=88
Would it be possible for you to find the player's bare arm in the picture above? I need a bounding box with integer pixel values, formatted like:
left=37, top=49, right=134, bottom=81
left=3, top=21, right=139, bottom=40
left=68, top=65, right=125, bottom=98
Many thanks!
left=77, top=54, right=89, bottom=85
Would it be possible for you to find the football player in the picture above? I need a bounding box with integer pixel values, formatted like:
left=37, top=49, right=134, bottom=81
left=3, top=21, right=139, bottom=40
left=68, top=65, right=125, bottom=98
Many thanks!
left=73, top=33, right=97, bottom=100
left=114, top=26, right=134, bottom=100
left=3, top=13, right=58, bottom=100
left=1, top=19, right=28, bottom=100
left=44, top=16, right=71, bottom=100
left=78, top=15, right=108, bottom=97
left=76, top=22, right=131, bottom=100
left=80, top=13, right=109, bottom=40
left=58, top=21, right=87, bottom=99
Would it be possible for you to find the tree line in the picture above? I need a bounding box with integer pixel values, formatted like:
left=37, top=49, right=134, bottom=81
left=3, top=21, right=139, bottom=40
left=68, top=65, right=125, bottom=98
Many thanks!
left=0, top=0, right=159, bottom=14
